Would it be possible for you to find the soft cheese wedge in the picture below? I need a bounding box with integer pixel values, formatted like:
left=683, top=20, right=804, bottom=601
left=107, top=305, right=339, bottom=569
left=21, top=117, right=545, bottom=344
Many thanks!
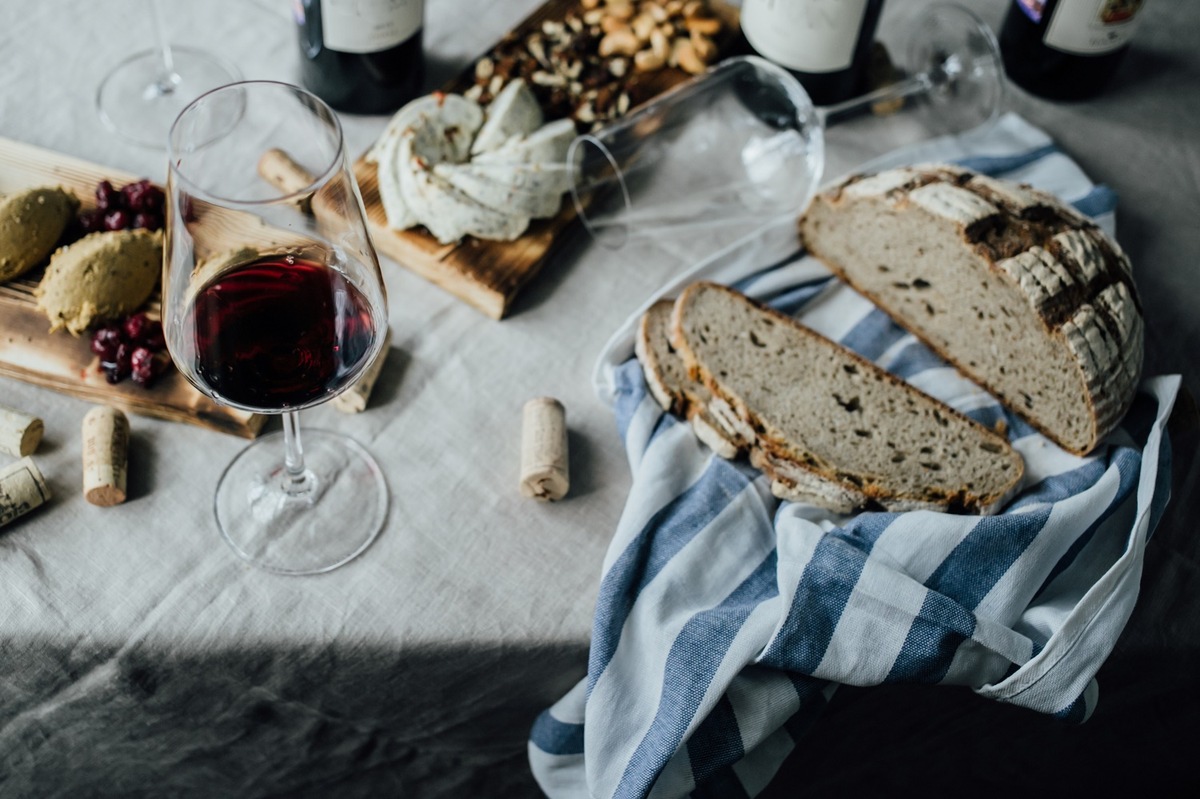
left=670, top=282, right=1024, bottom=515
left=473, top=118, right=575, bottom=177
left=434, top=162, right=565, bottom=219
left=799, top=164, right=1143, bottom=455
left=371, top=87, right=574, bottom=241
left=368, top=93, right=484, bottom=163
left=375, top=94, right=485, bottom=231
left=398, top=134, right=530, bottom=244
left=470, top=79, right=543, bottom=156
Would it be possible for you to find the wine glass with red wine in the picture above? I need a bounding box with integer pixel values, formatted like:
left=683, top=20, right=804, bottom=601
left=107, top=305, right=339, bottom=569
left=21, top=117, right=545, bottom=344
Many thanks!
left=164, top=81, right=389, bottom=575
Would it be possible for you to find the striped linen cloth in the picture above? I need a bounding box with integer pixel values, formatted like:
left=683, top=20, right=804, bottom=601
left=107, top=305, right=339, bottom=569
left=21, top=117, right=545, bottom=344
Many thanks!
left=528, top=114, right=1180, bottom=799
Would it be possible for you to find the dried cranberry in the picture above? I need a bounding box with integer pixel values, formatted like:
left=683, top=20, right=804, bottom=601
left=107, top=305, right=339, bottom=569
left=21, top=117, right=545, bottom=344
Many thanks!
left=130, top=346, right=156, bottom=385
left=103, top=209, right=130, bottom=231
left=132, top=212, right=162, bottom=231
left=90, top=324, right=123, bottom=360
left=118, top=341, right=132, bottom=363
left=123, top=314, right=165, bottom=350
left=142, top=321, right=165, bottom=350
left=95, top=180, right=120, bottom=211
left=100, top=348, right=130, bottom=383
left=122, top=312, right=150, bottom=341
left=120, top=179, right=156, bottom=212
left=79, top=209, right=106, bottom=233
left=140, top=185, right=165, bottom=213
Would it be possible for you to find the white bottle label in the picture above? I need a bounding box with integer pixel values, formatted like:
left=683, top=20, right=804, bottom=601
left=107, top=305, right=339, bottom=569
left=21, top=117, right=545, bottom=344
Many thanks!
left=1044, top=0, right=1146, bottom=55
left=321, top=0, right=423, bottom=54
left=742, top=0, right=870, bottom=74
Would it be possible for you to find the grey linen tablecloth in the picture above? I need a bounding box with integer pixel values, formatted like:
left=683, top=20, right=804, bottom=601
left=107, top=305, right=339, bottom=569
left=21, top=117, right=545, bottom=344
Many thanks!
left=1, top=1, right=1198, bottom=797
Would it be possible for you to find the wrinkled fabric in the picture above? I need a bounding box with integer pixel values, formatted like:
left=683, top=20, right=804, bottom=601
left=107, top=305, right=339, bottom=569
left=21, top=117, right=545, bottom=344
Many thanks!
left=530, top=115, right=1179, bottom=799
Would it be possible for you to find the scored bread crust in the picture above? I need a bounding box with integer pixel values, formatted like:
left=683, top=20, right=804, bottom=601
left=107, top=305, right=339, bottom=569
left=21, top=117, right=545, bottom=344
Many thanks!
left=799, top=164, right=1143, bottom=455
left=669, top=282, right=1024, bottom=515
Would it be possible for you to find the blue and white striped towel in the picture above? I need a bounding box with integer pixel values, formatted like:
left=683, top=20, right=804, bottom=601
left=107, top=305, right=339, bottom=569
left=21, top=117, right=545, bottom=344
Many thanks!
left=529, top=114, right=1180, bottom=799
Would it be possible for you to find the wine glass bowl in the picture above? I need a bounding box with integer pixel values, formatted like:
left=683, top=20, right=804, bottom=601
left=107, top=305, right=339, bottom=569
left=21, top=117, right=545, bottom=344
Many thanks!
left=567, top=56, right=824, bottom=248
left=165, top=80, right=389, bottom=575
left=567, top=3, right=1005, bottom=249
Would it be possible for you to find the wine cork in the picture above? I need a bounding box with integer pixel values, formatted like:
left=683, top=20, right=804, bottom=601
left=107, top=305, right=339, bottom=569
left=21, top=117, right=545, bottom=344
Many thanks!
left=82, top=405, right=129, bottom=507
left=0, top=457, right=50, bottom=528
left=0, top=404, right=43, bottom=457
left=519, top=397, right=570, bottom=502
left=333, top=329, right=393, bottom=414
left=257, top=148, right=315, bottom=213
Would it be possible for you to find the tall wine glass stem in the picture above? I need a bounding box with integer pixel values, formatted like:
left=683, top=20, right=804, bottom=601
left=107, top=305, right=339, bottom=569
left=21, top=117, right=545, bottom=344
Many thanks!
left=281, top=412, right=315, bottom=497
left=818, top=73, right=933, bottom=127
left=148, top=0, right=180, bottom=96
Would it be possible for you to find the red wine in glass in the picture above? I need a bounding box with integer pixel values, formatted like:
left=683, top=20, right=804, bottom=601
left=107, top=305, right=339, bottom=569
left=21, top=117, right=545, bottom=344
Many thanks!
left=182, top=253, right=376, bottom=410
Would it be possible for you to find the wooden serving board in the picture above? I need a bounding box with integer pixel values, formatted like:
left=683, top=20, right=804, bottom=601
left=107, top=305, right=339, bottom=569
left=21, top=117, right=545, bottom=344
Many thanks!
left=356, top=0, right=740, bottom=320
left=0, top=138, right=266, bottom=439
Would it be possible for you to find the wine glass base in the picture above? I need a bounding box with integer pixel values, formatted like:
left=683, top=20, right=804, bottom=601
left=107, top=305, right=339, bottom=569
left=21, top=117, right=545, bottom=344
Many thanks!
left=96, top=46, right=240, bottom=149
left=215, top=429, right=388, bottom=576
left=905, top=3, right=1006, bottom=136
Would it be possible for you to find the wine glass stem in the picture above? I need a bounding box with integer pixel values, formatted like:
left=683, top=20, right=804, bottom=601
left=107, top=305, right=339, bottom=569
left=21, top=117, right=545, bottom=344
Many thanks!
left=818, top=73, right=933, bottom=127
left=281, top=411, right=314, bottom=497
left=148, top=0, right=180, bottom=96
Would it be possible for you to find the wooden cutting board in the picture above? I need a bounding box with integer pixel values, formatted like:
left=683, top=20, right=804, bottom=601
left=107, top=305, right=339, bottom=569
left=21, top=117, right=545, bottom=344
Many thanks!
left=0, top=138, right=266, bottom=439
left=356, top=0, right=741, bottom=320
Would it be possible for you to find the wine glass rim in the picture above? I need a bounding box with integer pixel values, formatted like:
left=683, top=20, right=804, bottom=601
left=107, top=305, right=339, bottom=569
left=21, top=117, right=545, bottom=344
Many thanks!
left=166, top=79, right=346, bottom=208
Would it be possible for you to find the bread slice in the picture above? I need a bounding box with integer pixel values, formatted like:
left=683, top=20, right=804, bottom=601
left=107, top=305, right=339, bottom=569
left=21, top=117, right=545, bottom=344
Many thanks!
left=636, top=300, right=748, bottom=459
left=799, top=164, right=1143, bottom=455
left=670, top=282, right=1024, bottom=515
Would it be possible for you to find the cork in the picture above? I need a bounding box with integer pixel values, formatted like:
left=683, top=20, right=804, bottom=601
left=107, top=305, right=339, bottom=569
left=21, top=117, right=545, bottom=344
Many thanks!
left=0, top=404, right=44, bottom=458
left=82, top=405, right=129, bottom=506
left=1, top=457, right=50, bottom=528
left=519, top=397, right=569, bottom=501
left=257, top=148, right=315, bottom=213
left=333, top=329, right=393, bottom=414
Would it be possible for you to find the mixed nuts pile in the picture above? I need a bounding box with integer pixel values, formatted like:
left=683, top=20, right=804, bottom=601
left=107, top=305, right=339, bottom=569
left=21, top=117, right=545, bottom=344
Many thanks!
left=467, top=0, right=728, bottom=130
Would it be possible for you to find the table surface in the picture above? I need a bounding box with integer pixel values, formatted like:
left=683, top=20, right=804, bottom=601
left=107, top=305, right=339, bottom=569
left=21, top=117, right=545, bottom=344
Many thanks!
left=1, top=2, right=1198, bottom=797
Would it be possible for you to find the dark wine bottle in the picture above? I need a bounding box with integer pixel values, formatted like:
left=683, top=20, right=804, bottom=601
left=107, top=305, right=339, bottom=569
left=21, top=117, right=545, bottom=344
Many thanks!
left=739, top=0, right=886, bottom=106
left=295, top=0, right=425, bottom=115
left=1000, top=0, right=1149, bottom=101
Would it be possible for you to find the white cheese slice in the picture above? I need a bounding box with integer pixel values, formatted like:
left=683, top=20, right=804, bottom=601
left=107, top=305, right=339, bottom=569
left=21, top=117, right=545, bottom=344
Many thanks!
left=367, top=94, right=471, bottom=162
left=474, top=118, right=575, bottom=167
left=471, top=79, right=544, bottom=156
left=406, top=94, right=484, bottom=165
left=375, top=127, right=417, bottom=230
left=398, top=131, right=530, bottom=244
left=434, top=162, right=564, bottom=219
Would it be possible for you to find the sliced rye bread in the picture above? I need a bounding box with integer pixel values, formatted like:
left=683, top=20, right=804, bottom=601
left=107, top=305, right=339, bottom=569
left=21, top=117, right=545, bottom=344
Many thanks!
left=635, top=300, right=748, bottom=459
left=670, top=282, right=1024, bottom=515
left=799, top=163, right=1143, bottom=455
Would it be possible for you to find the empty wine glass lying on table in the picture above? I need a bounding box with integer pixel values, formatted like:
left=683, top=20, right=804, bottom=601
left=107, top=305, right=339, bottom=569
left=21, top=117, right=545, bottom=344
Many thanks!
left=164, top=81, right=389, bottom=576
left=568, top=2, right=1005, bottom=248
left=96, top=0, right=240, bottom=148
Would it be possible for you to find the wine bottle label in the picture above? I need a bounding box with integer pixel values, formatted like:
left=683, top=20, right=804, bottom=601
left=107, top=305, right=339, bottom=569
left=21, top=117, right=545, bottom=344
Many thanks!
left=1043, top=0, right=1146, bottom=55
left=742, top=0, right=870, bottom=74
left=320, top=0, right=423, bottom=54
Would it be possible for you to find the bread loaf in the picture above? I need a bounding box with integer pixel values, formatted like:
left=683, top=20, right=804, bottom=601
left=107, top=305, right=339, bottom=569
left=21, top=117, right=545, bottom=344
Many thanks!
left=669, top=282, right=1024, bottom=515
left=799, top=164, right=1143, bottom=455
